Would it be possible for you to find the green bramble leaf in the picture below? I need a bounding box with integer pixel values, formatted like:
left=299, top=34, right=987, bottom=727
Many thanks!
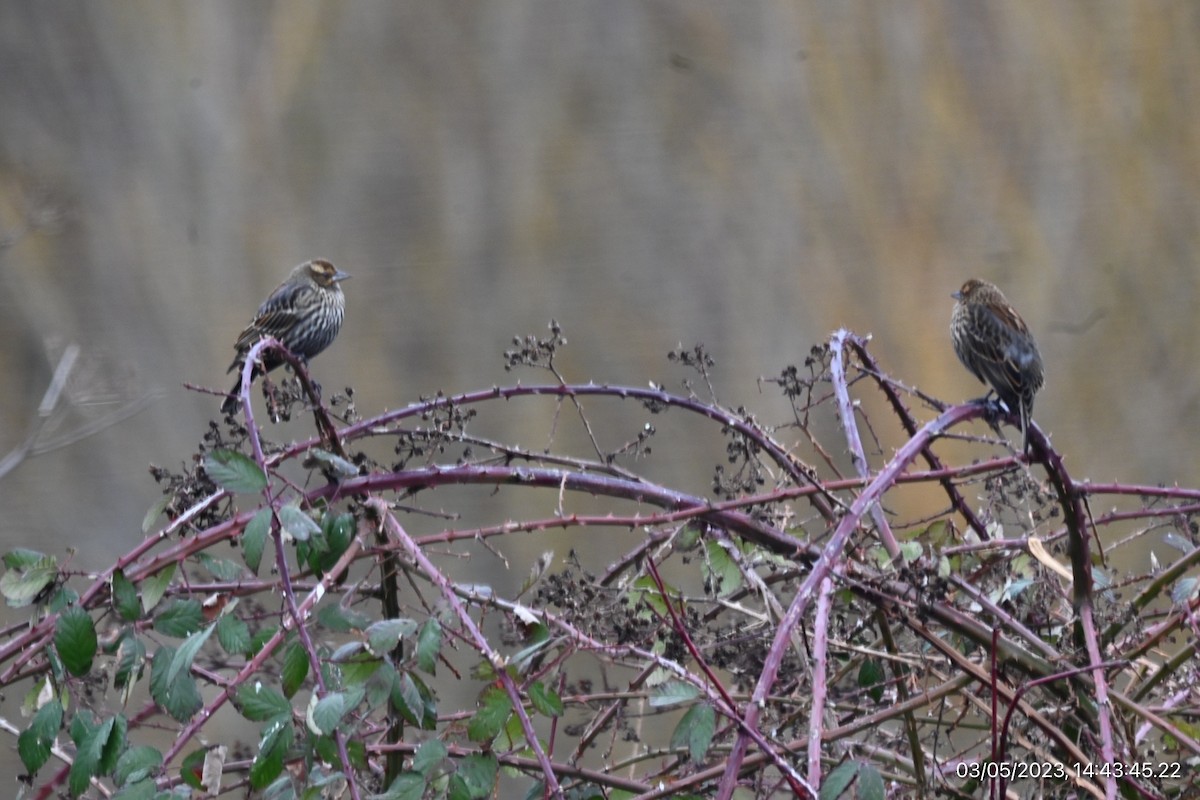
left=17, top=698, right=62, bottom=775
left=467, top=686, right=512, bottom=744
left=149, top=646, right=202, bottom=722
left=416, top=618, right=442, bottom=675
left=140, top=563, right=175, bottom=614
left=203, top=449, right=267, bottom=493
left=529, top=681, right=563, bottom=718
left=235, top=683, right=292, bottom=722
left=281, top=640, right=309, bottom=698
left=241, top=507, right=271, bottom=574
left=649, top=680, right=700, bottom=708
left=278, top=502, right=320, bottom=542
left=249, top=716, right=293, bottom=790
left=55, top=607, right=97, bottom=676
left=153, top=599, right=205, bottom=638
left=0, top=550, right=58, bottom=608
left=111, top=570, right=140, bottom=621
left=670, top=703, right=715, bottom=763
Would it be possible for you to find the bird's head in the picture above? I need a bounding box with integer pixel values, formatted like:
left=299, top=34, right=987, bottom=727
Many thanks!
left=303, top=259, right=351, bottom=288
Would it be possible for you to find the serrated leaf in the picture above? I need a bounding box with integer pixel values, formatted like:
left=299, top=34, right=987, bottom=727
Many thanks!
left=392, top=670, right=437, bottom=730
left=899, top=541, right=923, bottom=564
left=498, top=711, right=525, bottom=751
left=281, top=641, right=309, bottom=698
left=324, top=511, right=354, bottom=548
left=412, top=738, right=448, bottom=777
left=241, top=507, right=271, bottom=575
left=923, top=519, right=951, bottom=547
left=649, top=680, right=700, bottom=708
left=856, top=763, right=885, bottom=800
left=316, top=603, right=370, bottom=632
left=0, top=552, right=58, bottom=608
left=167, top=623, right=215, bottom=686
left=204, top=449, right=267, bottom=494
left=48, top=585, right=78, bottom=613
left=17, top=698, right=62, bottom=775
left=277, top=503, right=320, bottom=542
left=630, top=575, right=679, bottom=616
left=676, top=523, right=702, bottom=550
left=670, top=703, right=715, bottom=763
left=4, top=547, right=48, bottom=569
left=312, top=735, right=366, bottom=773
left=308, top=511, right=355, bottom=576
left=378, top=772, right=427, bottom=800
left=363, top=661, right=395, bottom=711
left=141, top=494, right=171, bottom=534
left=819, top=760, right=859, bottom=800
left=528, top=681, right=563, bottom=718
left=236, top=683, right=292, bottom=721
left=112, top=779, right=158, bottom=800
left=416, top=618, right=442, bottom=674
left=261, top=774, right=294, bottom=799
left=69, top=712, right=108, bottom=797
left=455, top=753, right=498, bottom=799
left=467, top=686, right=512, bottom=743
left=149, top=646, right=203, bottom=722
left=858, top=658, right=885, bottom=704
left=21, top=676, right=53, bottom=718
left=216, top=613, right=251, bottom=655
left=249, top=716, right=293, bottom=790
left=330, top=640, right=368, bottom=663
left=249, top=625, right=279, bottom=654
left=197, top=552, right=245, bottom=582
left=703, top=540, right=742, bottom=597
left=55, top=607, right=97, bottom=676
left=510, top=630, right=551, bottom=674
left=141, top=563, right=175, bottom=614
left=114, top=745, right=162, bottom=786
left=111, top=570, right=140, bottom=621
left=114, top=634, right=147, bottom=693
left=366, top=618, right=418, bottom=656
left=154, top=599, right=206, bottom=638
left=307, top=687, right=362, bottom=735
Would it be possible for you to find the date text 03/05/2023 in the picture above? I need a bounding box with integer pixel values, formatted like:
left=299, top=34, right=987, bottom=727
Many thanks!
left=954, top=760, right=1183, bottom=782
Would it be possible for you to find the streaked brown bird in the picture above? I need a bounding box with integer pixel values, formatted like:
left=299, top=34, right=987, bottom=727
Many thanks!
left=221, top=259, right=349, bottom=414
left=950, top=278, right=1043, bottom=451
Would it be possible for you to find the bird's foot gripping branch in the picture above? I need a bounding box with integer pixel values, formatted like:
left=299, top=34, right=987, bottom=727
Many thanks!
left=2, top=325, right=1196, bottom=799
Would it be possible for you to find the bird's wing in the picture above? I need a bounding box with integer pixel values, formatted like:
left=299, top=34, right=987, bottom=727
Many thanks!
left=968, top=305, right=1043, bottom=403
left=232, top=286, right=314, bottom=351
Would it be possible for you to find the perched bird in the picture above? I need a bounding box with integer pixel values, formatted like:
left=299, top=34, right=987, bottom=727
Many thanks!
left=221, top=259, right=349, bottom=414
left=950, top=279, right=1043, bottom=450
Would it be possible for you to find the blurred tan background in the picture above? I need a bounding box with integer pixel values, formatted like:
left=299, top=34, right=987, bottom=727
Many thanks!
left=1, top=2, right=1198, bottom=562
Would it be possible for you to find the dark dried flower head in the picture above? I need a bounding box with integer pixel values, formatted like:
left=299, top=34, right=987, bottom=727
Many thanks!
left=950, top=279, right=1043, bottom=449
left=221, top=259, right=350, bottom=414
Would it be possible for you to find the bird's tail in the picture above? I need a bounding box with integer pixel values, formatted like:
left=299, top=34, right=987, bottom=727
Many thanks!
left=1020, top=400, right=1033, bottom=455
left=221, top=377, right=242, bottom=415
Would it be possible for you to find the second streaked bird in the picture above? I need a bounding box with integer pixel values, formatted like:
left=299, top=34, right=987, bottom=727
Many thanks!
left=950, top=278, right=1043, bottom=451
left=221, top=259, right=349, bottom=414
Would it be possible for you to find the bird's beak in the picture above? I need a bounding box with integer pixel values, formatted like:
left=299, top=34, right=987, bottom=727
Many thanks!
left=333, top=270, right=351, bottom=282
left=951, top=290, right=963, bottom=300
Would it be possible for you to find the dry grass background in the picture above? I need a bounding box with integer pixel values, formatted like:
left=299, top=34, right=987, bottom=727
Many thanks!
left=0, top=2, right=1198, bottom=786
left=4, top=0, right=1199, bottom=584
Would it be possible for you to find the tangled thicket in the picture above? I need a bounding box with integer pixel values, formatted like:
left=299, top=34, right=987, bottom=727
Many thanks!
left=2, top=325, right=1198, bottom=799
